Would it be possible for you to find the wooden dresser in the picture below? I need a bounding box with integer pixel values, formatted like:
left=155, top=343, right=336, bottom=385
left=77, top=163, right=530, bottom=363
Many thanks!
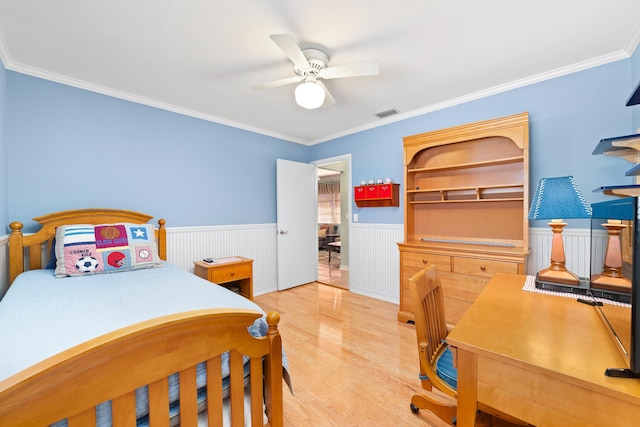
left=397, top=113, right=530, bottom=324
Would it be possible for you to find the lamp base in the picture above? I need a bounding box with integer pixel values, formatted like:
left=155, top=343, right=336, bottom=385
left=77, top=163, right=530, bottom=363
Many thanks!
left=590, top=274, right=632, bottom=293
left=534, top=274, right=632, bottom=304
left=536, top=267, right=581, bottom=286
left=534, top=273, right=590, bottom=294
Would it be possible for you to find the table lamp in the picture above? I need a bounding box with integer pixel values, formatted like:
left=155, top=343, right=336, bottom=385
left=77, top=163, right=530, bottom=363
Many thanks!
left=528, top=176, right=591, bottom=285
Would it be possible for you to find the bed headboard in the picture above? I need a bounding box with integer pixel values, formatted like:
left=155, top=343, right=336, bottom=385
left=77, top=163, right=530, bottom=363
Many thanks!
left=8, top=208, right=167, bottom=284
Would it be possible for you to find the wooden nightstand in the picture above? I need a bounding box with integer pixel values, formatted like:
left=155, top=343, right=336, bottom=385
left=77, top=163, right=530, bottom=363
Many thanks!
left=194, top=256, right=254, bottom=300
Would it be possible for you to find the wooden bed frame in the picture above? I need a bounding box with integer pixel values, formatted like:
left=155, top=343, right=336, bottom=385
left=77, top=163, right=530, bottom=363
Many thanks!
left=1, top=209, right=284, bottom=427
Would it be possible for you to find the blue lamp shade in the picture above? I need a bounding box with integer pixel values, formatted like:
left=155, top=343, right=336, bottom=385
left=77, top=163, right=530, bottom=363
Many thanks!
left=528, top=176, right=592, bottom=220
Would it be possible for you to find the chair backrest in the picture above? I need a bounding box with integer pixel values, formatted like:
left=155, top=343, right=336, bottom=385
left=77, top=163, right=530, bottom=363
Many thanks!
left=409, top=265, right=456, bottom=397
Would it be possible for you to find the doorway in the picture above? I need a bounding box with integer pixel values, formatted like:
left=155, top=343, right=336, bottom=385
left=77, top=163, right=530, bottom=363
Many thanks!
left=314, top=155, right=351, bottom=290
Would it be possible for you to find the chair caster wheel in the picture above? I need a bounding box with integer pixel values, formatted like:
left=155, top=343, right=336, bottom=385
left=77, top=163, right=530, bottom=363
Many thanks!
left=410, top=403, right=420, bottom=414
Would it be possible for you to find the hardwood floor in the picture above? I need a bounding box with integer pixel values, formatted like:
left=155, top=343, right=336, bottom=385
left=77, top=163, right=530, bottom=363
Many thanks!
left=255, top=282, right=451, bottom=426
left=317, top=249, right=348, bottom=290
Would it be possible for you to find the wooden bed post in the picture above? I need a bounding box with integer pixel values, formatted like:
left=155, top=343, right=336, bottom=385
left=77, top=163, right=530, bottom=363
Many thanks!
left=265, top=311, right=284, bottom=427
left=8, top=222, right=25, bottom=285
left=156, top=219, right=167, bottom=261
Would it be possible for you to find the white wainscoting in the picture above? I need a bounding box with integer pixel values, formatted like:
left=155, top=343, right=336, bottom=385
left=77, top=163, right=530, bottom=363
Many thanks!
left=0, top=225, right=597, bottom=303
left=349, top=223, right=404, bottom=303
left=0, top=224, right=280, bottom=299
left=528, top=227, right=593, bottom=279
left=166, top=224, right=279, bottom=296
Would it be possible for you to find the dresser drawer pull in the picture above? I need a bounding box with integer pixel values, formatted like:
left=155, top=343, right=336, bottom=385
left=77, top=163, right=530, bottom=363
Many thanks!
left=422, top=258, right=428, bottom=264
left=480, top=265, right=486, bottom=271
left=230, top=272, right=235, bottom=277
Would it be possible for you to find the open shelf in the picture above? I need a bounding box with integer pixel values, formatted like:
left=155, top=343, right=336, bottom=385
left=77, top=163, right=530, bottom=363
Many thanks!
left=408, top=183, right=524, bottom=203
left=593, top=134, right=640, bottom=167
left=409, top=198, right=524, bottom=205
left=627, top=80, right=640, bottom=106
left=407, top=156, right=524, bottom=174
left=594, top=185, right=640, bottom=197
left=593, top=133, right=640, bottom=154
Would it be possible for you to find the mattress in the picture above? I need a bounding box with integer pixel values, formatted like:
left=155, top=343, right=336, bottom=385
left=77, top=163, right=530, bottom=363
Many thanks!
left=0, top=261, right=264, bottom=382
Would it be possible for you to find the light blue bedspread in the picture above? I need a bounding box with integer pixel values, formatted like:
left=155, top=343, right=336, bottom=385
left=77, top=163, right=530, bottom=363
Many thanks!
left=0, top=262, right=267, bottom=381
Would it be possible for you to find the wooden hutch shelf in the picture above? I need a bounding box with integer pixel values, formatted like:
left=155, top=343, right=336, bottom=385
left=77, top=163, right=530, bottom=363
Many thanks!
left=398, top=112, right=530, bottom=325
left=407, top=155, right=525, bottom=174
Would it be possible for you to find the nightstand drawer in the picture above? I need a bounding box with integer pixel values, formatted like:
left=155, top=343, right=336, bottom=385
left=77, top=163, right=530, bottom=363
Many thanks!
left=209, top=263, right=252, bottom=284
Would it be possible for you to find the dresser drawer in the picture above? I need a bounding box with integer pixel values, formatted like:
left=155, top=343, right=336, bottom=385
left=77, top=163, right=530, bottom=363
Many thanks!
left=209, top=263, right=252, bottom=284
left=452, top=257, right=518, bottom=278
left=402, top=251, right=451, bottom=272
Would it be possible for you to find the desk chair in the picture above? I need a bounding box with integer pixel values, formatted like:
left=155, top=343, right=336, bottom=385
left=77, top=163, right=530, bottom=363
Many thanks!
left=408, top=266, right=529, bottom=427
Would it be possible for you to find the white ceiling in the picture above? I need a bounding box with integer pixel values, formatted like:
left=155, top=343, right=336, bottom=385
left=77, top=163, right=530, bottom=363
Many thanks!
left=1, top=1, right=640, bottom=145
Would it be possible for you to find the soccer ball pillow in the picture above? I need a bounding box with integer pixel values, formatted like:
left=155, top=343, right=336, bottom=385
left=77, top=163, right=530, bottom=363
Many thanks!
left=75, top=255, right=100, bottom=273
left=54, top=223, right=160, bottom=278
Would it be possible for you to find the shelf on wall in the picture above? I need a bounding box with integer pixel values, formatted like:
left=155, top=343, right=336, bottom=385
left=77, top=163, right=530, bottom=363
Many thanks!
left=354, top=183, right=400, bottom=207
left=594, top=185, right=640, bottom=197
left=593, top=134, right=640, bottom=176
left=627, top=80, right=640, bottom=106
left=593, top=133, right=640, bottom=156
left=626, top=164, right=640, bottom=176
left=593, top=81, right=640, bottom=194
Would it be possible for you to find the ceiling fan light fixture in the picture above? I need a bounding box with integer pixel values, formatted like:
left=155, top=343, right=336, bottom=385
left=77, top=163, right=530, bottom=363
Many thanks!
left=295, top=81, right=325, bottom=109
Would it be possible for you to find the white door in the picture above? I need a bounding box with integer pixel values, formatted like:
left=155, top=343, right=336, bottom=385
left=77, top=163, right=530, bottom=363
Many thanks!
left=276, top=159, right=318, bottom=290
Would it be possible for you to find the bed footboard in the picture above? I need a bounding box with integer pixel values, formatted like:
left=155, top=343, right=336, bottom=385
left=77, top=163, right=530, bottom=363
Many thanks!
left=0, top=309, right=283, bottom=427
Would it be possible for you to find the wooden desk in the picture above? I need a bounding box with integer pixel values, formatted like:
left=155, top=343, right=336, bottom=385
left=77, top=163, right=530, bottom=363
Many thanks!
left=446, top=273, right=640, bottom=427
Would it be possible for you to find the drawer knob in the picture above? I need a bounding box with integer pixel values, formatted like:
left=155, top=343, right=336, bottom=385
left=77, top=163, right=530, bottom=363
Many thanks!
left=422, top=258, right=428, bottom=264
left=480, top=265, right=486, bottom=271
left=230, top=272, right=235, bottom=277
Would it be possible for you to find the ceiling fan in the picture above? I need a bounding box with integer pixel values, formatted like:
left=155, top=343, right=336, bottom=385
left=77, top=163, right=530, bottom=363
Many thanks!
left=251, top=34, right=380, bottom=109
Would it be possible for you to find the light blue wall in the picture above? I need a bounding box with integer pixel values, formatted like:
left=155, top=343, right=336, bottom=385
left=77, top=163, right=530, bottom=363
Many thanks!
left=6, top=72, right=308, bottom=232
left=311, top=59, right=635, bottom=226
left=4, top=52, right=640, bottom=232
left=0, top=62, right=7, bottom=231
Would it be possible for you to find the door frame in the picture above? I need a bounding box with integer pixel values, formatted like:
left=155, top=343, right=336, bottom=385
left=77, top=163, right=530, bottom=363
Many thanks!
left=312, top=153, right=352, bottom=276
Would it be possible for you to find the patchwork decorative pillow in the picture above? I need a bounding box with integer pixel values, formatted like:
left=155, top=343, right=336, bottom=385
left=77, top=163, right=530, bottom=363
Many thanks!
left=54, top=223, right=160, bottom=278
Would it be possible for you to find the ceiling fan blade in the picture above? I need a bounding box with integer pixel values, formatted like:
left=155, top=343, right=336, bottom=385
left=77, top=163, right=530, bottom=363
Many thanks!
left=251, top=75, right=304, bottom=91
left=270, top=34, right=310, bottom=69
left=320, top=59, right=379, bottom=80
left=316, top=80, right=336, bottom=107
